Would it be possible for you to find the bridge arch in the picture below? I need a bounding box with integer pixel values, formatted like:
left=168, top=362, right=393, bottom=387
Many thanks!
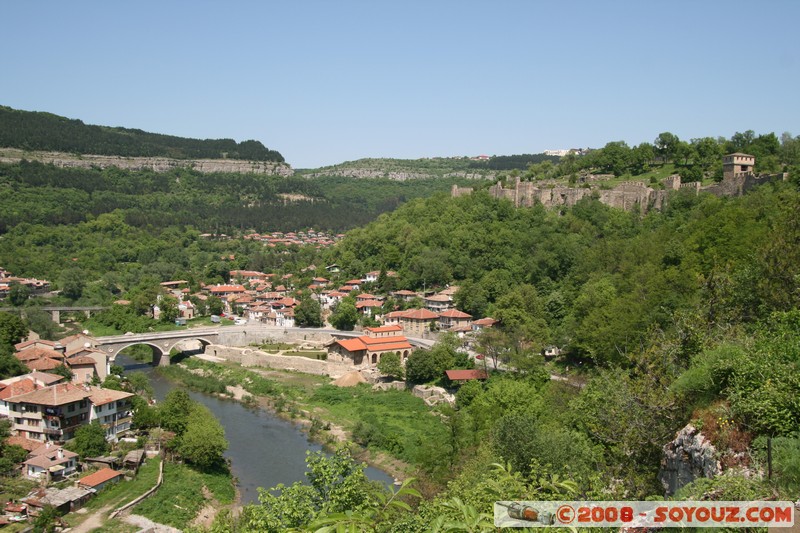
left=104, top=335, right=218, bottom=366
left=111, top=342, right=168, bottom=367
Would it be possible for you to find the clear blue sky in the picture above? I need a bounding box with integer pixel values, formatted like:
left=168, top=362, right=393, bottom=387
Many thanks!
left=3, top=1, right=798, bottom=168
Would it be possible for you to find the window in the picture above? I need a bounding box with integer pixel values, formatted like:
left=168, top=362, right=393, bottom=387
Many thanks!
left=79, top=400, right=87, bottom=408
left=68, top=404, right=75, bottom=412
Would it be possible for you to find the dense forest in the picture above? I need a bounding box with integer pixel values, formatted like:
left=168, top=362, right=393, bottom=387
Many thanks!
left=0, top=160, right=473, bottom=234
left=468, top=152, right=561, bottom=171
left=0, top=106, right=284, bottom=161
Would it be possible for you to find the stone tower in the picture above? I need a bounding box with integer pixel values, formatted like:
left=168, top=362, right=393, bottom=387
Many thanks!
left=722, top=153, right=755, bottom=180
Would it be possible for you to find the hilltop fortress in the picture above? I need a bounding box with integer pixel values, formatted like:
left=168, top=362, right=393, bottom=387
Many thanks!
left=452, top=154, right=787, bottom=212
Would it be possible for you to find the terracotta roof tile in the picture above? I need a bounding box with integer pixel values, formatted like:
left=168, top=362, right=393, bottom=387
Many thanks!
left=78, top=467, right=123, bottom=488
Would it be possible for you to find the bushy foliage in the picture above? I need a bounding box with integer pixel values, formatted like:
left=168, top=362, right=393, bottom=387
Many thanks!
left=67, top=421, right=109, bottom=458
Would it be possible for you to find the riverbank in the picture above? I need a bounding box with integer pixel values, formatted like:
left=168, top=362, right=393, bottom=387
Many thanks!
left=154, top=355, right=449, bottom=492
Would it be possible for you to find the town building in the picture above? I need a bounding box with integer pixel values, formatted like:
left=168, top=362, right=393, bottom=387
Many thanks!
left=87, top=387, right=134, bottom=440
left=326, top=333, right=413, bottom=367
left=3, top=383, right=92, bottom=442
left=437, top=309, right=473, bottom=330
left=23, top=442, right=78, bottom=481
left=78, top=467, right=124, bottom=491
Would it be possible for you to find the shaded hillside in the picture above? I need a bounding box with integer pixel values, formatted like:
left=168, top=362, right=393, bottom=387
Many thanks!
left=0, top=105, right=283, bottom=161
left=0, top=160, right=474, bottom=234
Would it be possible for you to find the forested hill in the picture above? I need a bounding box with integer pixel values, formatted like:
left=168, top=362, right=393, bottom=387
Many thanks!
left=0, top=106, right=284, bottom=162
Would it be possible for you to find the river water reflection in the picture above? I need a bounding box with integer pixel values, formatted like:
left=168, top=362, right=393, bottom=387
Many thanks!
left=117, top=355, right=394, bottom=504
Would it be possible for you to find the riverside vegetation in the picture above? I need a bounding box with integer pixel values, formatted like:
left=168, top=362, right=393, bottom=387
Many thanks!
left=1, top=110, right=800, bottom=530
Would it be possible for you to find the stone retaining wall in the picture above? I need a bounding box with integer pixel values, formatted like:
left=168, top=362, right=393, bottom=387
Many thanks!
left=204, top=344, right=355, bottom=378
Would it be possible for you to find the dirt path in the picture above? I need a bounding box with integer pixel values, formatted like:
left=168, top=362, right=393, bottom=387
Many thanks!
left=123, top=513, right=182, bottom=532
left=68, top=505, right=114, bottom=533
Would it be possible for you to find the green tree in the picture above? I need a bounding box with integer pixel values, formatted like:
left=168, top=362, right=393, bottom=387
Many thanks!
left=23, top=307, right=63, bottom=341
left=405, top=338, right=460, bottom=384
left=32, top=504, right=62, bottom=533
left=0, top=419, right=27, bottom=474
left=67, top=421, right=109, bottom=458
left=178, top=404, right=228, bottom=469
left=207, top=296, right=224, bottom=317
left=7, top=283, right=31, bottom=306
left=294, top=295, right=323, bottom=327
left=0, top=343, right=26, bottom=380
left=239, top=448, right=387, bottom=532
left=59, top=268, right=86, bottom=301
left=329, top=298, right=359, bottom=331
left=377, top=352, right=404, bottom=380
left=131, top=395, right=160, bottom=430
left=0, top=312, right=27, bottom=347
left=159, top=389, right=193, bottom=435
left=655, top=131, right=680, bottom=163
left=51, top=364, right=74, bottom=381
left=158, top=294, right=180, bottom=323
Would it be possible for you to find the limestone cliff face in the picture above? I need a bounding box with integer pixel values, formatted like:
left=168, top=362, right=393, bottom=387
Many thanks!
left=0, top=148, right=293, bottom=176
left=658, top=424, right=721, bottom=496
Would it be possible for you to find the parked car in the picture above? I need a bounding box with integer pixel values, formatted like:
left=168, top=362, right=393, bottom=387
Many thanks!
left=210, top=315, right=221, bottom=323
left=234, top=318, right=247, bottom=326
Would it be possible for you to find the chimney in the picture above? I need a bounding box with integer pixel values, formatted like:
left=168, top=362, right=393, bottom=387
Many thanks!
left=45, top=441, right=51, bottom=449
left=57, top=448, right=63, bottom=459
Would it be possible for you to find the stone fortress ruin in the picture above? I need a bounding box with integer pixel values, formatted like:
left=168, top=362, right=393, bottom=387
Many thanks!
left=452, top=153, right=787, bottom=213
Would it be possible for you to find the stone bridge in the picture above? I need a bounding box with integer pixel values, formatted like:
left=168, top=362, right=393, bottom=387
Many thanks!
left=93, top=325, right=437, bottom=366
left=0, top=306, right=106, bottom=323
left=95, top=328, right=224, bottom=366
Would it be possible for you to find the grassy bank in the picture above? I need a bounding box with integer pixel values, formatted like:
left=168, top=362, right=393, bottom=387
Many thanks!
left=134, top=462, right=235, bottom=528
left=156, top=358, right=449, bottom=475
left=62, top=457, right=162, bottom=529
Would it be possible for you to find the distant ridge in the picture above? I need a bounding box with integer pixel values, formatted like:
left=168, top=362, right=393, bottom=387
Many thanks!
left=0, top=105, right=284, bottom=162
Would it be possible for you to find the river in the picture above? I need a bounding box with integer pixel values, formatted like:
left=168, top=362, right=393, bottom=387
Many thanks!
left=116, top=355, right=395, bottom=504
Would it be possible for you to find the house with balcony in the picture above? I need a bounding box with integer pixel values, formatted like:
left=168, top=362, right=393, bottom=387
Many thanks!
left=3, top=383, right=92, bottom=443
left=437, top=309, right=473, bottom=330
left=424, top=294, right=453, bottom=313
left=88, top=387, right=134, bottom=440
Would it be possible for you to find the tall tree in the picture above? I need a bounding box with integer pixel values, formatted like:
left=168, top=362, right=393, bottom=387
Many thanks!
left=294, top=295, right=323, bottom=327
left=655, top=132, right=680, bottom=163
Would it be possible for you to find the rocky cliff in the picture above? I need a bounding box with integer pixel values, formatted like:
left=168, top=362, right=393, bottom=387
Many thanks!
left=658, top=424, right=721, bottom=496
left=0, top=148, right=294, bottom=176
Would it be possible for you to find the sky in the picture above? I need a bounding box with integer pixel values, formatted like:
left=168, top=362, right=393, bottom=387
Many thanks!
left=3, top=1, right=799, bottom=169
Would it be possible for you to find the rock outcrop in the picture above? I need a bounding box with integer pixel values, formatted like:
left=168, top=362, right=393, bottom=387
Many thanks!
left=411, top=384, right=455, bottom=407
left=0, top=148, right=294, bottom=176
left=658, top=424, right=721, bottom=496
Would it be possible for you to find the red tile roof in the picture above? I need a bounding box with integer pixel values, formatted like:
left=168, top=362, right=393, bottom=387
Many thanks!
left=400, top=308, right=439, bottom=320
left=335, top=338, right=366, bottom=351
left=355, top=299, right=383, bottom=309
left=365, top=325, right=403, bottom=334
left=26, top=358, right=63, bottom=371
left=445, top=369, right=488, bottom=381
left=5, top=382, right=91, bottom=406
left=14, top=339, right=57, bottom=351
left=0, top=378, right=37, bottom=399
left=438, top=309, right=473, bottom=319
left=78, top=467, right=123, bottom=488
left=208, top=284, right=246, bottom=294
left=6, top=435, right=43, bottom=451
